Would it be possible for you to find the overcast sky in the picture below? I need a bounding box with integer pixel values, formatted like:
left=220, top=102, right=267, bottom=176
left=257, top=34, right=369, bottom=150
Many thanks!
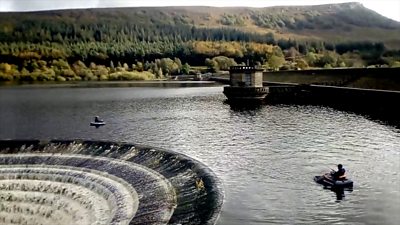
left=0, top=0, right=399, bottom=21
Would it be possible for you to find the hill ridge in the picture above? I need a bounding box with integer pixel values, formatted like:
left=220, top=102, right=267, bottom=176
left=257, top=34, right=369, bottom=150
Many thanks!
left=0, top=2, right=399, bottom=49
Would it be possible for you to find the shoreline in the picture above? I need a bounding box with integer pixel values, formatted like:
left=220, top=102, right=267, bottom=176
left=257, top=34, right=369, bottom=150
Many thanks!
left=0, top=80, right=221, bottom=89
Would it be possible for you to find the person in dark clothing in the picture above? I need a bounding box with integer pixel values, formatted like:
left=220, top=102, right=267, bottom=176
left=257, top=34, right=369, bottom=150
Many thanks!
left=332, top=164, right=346, bottom=180
left=94, top=116, right=103, bottom=123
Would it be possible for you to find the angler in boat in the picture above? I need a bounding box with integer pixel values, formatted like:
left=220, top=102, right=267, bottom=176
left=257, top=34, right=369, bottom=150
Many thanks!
left=332, top=164, right=346, bottom=180
left=90, top=116, right=106, bottom=126
left=314, top=164, right=353, bottom=189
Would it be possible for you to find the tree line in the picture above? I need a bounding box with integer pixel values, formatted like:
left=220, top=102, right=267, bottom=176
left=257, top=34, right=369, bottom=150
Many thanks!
left=0, top=11, right=399, bottom=82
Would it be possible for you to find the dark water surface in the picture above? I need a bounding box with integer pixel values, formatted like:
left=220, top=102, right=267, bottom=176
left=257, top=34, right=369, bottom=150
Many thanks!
left=0, top=85, right=399, bottom=225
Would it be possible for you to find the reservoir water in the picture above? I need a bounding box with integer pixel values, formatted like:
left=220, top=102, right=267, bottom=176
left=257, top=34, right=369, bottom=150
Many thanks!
left=0, top=84, right=399, bottom=225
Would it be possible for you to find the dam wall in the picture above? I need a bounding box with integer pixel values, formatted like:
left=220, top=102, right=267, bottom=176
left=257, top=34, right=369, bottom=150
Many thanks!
left=263, top=67, right=400, bottom=91
left=213, top=68, right=400, bottom=125
left=265, top=85, right=400, bottom=125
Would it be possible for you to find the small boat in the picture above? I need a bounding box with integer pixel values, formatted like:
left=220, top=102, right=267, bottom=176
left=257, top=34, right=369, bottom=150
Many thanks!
left=90, top=121, right=106, bottom=126
left=91, top=116, right=105, bottom=127
left=314, top=172, right=353, bottom=189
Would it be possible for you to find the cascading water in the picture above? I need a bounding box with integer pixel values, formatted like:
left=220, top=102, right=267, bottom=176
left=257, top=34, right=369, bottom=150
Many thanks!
left=0, top=140, right=223, bottom=225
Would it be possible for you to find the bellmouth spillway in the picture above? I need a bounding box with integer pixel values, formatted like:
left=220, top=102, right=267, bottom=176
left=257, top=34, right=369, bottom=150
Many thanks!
left=0, top=140, right=224, bottom=225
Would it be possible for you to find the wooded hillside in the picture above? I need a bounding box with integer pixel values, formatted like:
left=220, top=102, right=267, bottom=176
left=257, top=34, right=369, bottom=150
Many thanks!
left=0, top=2, right=399, bottom=82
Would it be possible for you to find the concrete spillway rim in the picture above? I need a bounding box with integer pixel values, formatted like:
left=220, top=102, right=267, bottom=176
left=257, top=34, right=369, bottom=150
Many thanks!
left=137, top=143, right=225, bottom=225
left=0, top=139, right=225, bottom=225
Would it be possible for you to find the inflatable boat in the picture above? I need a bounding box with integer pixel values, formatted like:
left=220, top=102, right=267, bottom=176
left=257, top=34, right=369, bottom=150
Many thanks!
left=90, top=122, right=106, bottom=126
left=314, top=172, right=353, bottom=189
left=91, top=116, right=105, bottom=127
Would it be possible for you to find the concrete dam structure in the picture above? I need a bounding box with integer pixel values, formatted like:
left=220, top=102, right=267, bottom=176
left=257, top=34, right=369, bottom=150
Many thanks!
left=263, top=67, right=400, bottom=91
left=223, top=66, right=268, bottom=103
left=0, top=140, right=224, bottom=225
left=217, top=67, right=400, bottom=125
left=262, top=68, right=400, bottom=125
